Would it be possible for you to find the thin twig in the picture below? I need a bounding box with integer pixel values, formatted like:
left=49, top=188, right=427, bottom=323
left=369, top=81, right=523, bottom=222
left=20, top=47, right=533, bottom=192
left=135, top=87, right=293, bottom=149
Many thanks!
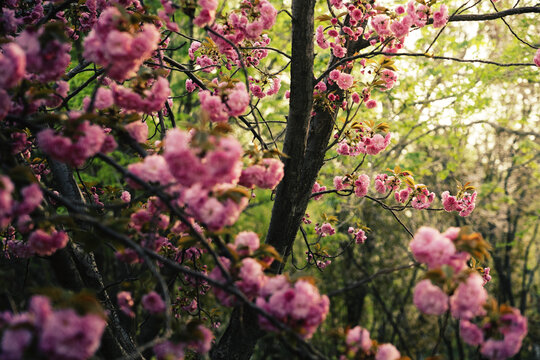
left=327, top=262, right=418, bottom=297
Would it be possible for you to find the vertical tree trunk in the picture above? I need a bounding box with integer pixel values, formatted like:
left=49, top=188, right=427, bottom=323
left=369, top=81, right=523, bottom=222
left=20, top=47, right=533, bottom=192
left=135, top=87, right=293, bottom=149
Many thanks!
left=212, top=6, right=377, bottom=359
left=211, top=0, right=316, bottom=357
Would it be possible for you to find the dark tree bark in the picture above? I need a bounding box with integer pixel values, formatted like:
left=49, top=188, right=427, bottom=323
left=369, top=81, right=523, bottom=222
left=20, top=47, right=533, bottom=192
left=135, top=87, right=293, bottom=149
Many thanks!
left=264, top=0, right=316, bottom=271
left=211, top=3, right=380, bottom=358
left=210, top=306, right=265, bottom=360
left=48, top=160, right=144, bottom=359
left=211, top=0, right=316, bottom=357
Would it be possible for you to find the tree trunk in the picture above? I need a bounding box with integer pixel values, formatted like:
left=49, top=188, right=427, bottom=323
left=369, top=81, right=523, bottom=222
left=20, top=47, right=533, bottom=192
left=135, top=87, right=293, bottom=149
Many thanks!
left=211, top=6, right=377, bottom=359
left=211, top=0, right=316, bottom=357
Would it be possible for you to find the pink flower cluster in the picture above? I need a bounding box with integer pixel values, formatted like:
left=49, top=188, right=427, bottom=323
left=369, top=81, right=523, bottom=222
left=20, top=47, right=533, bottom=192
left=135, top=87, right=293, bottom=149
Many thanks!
left=142, top=291, right=166, bottom=314
left=329, top=70, right=354, bottom=90
left=0, top=180, right=40, bottom=228
left=410, top=226, right=467, bottom=270
left=111, top=76, right=171, bottom=114
left=0, top=179, right=69, bottom=259
left=206, top=0, right=276, bottom=43
left=333, top=173, right=370, bottom=198
left=152, top=129, right=244, bottom=188
left=0, top=295, right=106, bottom=360
left=158, top=0, right=180, bottom=32
left=405, top=1, right=429, bottom=28
left=0, top=43, right=25, bottom=89
left=127, top=129, right=249, bottom=231
left=27, top=229, right=69, bottom=257
left=125, top=120, right=149, bottom=143
left=441, top=190, right=477, bottom=217
left=236, top=257, right=266, bottom=298
left=120, top=190, right=131, bottom=203
left=315, top=25, right=330, bottom=49
left=345, top=326, right=372, bottom=354
left=432, top=5, right=449, bottom=28
left=16, top=27, right=71, bottom=82
left=311, top=182, right=327, bottom=200
left=394, top=187, right=412, bottom=203
left=413, top=279, right=449, bottom=315
left=195, top=53, right=219, bottom=73
left=117, top=291, right=135, bottom=317
left=410, top=226, right=529, bottom=358
left=238, top=158, right=284, bottom=189
left=374, top=174, right=401, bottom=194
left=345, top=326, right=401, bottom=359
left=388, top=13, right=413, bottom=40
left=459, top=319, right=484, bottom=346
left=169, top=132, right=246, bottom=224
left=319, top=0, right=448, bottom=70
left=183, top=186, right=250, bottom=231
left=482, top=267, right=492, bottom=285
left=256, top=275, right=330, bottom=339
left=478, top=307, right=528, bottom=359
left=336, top=130, right=391, bottom=157
left=153, top=324, right=213, bottom=360
left=83, top=7, right=161, bottom=81
left=0, top=34, right=72, bottom=119
left=410, top=184, right=435, bottom=210
left=249, top=76, right=281, bottom=99
left=82, top=87, right=114, bottom=111
left=185, top=79, right=199, bottom=93
left=534, top=48, right=540, bottom=67
left=243, top=0, right=277, bottom=39
left=380, top=69, right=398, bottom=90
left=184, top=45, right=204, bottom=64
left=371, top=15, right=392, bottom=37
left=354, top=174, right=370, bottom=197
left=10, top=132, right=31, bottom=156
left=374, top=172, right=474, bottom=214
left=450, top=273, right=488, bottom=319
left=229, top=231, right=260, bottom=256
left=315, top=8, right=366, bottom=53
left=199, top=82, right=250, bottom=122
left=37, top=119, right=117, bottom=167
left=127, top=154, right=174, bottom=187
left=193, top=0, right=218, bottom=27
left=413, top=273, right=488, bottom=322
left=375, top=2, right=446, bottom=42
left=0, top=8, right=21, bottom=35
left=315, top=1, right=418, bottom=115
left=210, top=257, right=264, bottom=306
left=333, top=175, right=349, bottom=191
left=120, top=206, right=173, bottom=264
left=375, top=344, right=401, bottom=360
left=348, top=227, right=367, bottom=244
left=459, top=306, right=528, bottom=360
left=209, top=231, right=328, bottom=338
left=0, top=38, right=65, bottom=120
left=194, top=0, right=275, bottom=69
left=315, top=223, right=335, bottom=237
left=377, top=171, right=472, bottom=214
left=319, top=1, right=406, bottom=57
left=78, top=0, right=109, bottom=33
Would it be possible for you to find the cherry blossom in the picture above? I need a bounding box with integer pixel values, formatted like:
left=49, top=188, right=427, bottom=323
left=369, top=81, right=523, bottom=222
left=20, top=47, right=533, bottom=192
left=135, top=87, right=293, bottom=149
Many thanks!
left=413, top=279, right=449, bottom=315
